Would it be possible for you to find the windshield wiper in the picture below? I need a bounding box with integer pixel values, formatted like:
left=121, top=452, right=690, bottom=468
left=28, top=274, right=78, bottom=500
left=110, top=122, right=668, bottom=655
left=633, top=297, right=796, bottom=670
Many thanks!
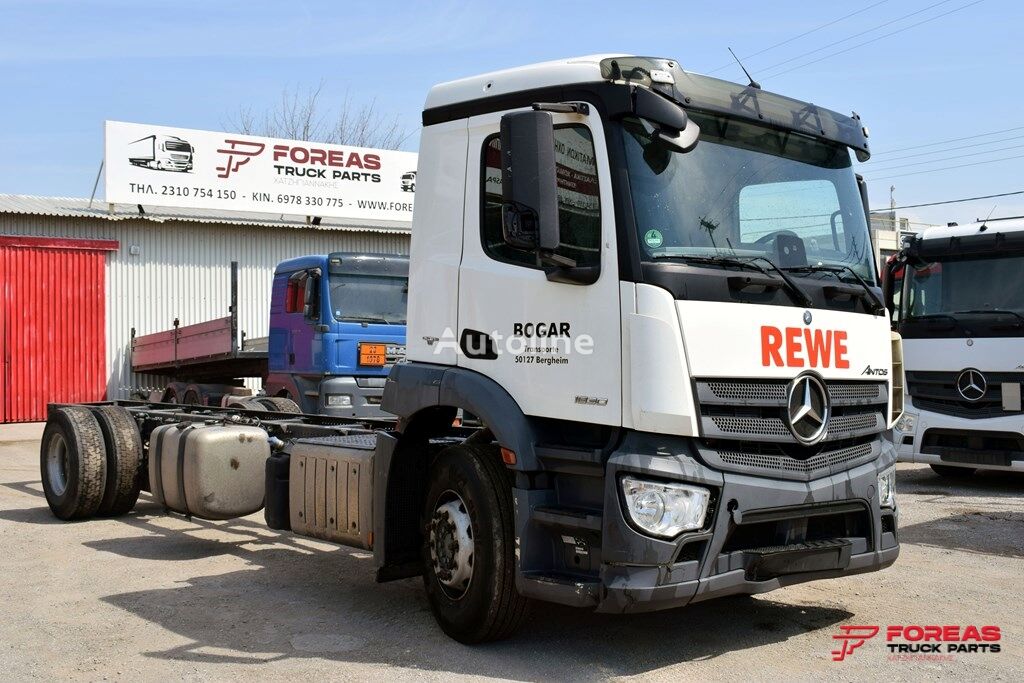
left=952, top=309, right=1024, bottom=325
left=746, top=257, right=814, bottom=308
left=343, top=316, right=391, bottom=324
left=651, top=254, right=813, bottom=307
left=783, top=264, right=884, bottom=314
left=649, top=254, right=763, bottom=271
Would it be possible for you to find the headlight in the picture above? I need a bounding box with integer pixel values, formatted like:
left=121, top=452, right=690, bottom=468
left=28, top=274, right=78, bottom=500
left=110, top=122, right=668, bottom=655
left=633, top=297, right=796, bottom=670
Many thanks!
left=895, top=413, right=915, bottom=432
left=878, top=466, right=896, bottom=508
left=621, top=477, right=710, bottom=538
left=325, top=394, right=352, bottom=407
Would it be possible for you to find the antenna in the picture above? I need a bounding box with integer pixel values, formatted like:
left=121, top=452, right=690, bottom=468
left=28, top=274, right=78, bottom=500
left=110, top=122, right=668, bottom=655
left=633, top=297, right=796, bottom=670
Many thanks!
left=728, top=48, right=761, bottom=90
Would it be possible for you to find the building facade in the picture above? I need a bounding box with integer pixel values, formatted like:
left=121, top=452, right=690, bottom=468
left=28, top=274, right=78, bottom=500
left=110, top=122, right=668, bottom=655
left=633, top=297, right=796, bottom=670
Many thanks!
left=0, top=195, right=410, bottom=421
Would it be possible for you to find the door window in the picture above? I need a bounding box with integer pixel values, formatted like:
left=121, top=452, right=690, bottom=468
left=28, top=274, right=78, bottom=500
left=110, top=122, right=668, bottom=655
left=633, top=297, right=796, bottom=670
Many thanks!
left=481, top=124, right=601, bottom=268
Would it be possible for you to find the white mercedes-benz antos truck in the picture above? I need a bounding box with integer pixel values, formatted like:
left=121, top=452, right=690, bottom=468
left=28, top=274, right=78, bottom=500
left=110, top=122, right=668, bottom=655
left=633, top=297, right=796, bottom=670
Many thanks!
left=887, top=217, right=1024, bottom=477
left=40, top=55, right=902, bottom=643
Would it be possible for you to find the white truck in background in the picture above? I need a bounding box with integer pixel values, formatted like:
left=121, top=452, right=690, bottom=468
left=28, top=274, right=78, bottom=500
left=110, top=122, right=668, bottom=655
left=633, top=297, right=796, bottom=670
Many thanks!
left=41, top=54, right=902, bottom=643
left=127, top=134, right=194, bottom=172
left=886, top=217, right=1024, bottom=477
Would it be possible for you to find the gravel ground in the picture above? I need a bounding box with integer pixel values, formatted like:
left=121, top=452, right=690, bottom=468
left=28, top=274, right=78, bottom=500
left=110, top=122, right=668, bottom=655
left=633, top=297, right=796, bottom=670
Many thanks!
left=1, top=423, right=1022, bottom=681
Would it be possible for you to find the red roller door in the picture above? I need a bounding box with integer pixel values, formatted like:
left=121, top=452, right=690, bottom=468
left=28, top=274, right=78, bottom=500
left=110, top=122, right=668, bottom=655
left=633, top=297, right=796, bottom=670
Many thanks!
left=0, top=236, right=118, bottom=423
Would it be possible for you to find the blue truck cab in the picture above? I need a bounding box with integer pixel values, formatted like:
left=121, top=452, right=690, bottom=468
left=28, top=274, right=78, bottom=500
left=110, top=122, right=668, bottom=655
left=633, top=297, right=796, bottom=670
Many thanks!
left=265, top=252, right=408, bottom=418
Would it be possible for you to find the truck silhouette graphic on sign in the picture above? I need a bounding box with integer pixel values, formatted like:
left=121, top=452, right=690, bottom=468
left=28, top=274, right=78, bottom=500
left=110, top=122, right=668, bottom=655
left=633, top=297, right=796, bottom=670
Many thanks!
left=127, top=134, right=194, bottom=172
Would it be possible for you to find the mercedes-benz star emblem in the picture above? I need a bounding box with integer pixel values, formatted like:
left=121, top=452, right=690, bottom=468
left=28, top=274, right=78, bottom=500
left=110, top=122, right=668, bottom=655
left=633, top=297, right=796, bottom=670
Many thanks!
left=786, top=374, right=831, bottom=445
left=803, top=310, right=813, bottom=325
left=956, top=368, right=987, bottom=402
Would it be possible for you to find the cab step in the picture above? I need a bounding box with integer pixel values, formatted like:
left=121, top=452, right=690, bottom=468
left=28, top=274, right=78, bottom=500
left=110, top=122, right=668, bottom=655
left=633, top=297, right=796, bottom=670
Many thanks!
left=521, top=571, right=601, bottom=607
left=533, top=504, right=602, bottom=532
left=534, top=444, right=605, bottom=477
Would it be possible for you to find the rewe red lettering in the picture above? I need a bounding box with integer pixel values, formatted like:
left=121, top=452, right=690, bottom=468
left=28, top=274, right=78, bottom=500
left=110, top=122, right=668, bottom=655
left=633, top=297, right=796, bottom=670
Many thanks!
left=760, top=326, right=849, bottom=368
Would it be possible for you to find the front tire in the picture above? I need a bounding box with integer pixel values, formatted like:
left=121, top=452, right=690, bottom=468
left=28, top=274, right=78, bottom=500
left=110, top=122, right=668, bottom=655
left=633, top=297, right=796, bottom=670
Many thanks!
left=930, top=464, right=976, bottom=478
left=40, top=407, right=107, bottom=520
left=421, top=442, right=529, bottom=643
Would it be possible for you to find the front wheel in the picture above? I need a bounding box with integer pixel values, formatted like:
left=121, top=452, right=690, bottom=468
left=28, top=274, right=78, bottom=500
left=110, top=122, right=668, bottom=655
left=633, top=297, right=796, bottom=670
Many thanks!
left=421, top=442, right=530, bottom=643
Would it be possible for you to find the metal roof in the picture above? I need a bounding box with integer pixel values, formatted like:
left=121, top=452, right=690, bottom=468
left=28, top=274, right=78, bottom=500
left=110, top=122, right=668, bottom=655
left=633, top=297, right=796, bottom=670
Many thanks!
left=0, top=194, right=411, bottom=234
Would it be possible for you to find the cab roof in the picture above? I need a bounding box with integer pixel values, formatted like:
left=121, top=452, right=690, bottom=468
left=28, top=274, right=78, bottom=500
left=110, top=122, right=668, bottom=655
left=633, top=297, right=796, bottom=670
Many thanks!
left=422, top=54, right=871, bottom=159
left=274, top=252, right=409, bottom=276
left=424, top=54, right=623, bottom=110
left=919, top=217, right=1024, bottom=242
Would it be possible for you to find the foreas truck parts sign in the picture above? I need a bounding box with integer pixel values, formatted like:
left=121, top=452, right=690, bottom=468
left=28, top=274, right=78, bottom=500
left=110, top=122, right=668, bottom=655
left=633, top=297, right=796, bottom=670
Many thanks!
left=104, top=121, right=417, bottom=222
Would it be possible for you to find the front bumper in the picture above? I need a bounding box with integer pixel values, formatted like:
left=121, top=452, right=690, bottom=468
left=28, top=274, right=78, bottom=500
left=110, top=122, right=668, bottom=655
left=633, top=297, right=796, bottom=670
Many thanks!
left=318, top=375, right=392, bottom=419
left=895, top=401, right=1024, bottom=472
left=518, top=432, right=899, bottom=613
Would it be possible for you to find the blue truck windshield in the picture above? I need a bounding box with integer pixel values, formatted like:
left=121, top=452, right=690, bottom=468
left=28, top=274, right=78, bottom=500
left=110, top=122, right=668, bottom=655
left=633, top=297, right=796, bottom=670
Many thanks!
left=622, top=112, right=875, bottom=283
left=329, top=273, right=408, bottom=325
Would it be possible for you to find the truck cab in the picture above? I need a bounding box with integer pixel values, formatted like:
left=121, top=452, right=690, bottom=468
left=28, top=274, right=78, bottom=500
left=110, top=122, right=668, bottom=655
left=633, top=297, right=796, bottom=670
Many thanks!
left=380, top=54, right=901, bottom=637
left=266, top=252, right=407, bottom=417
left=887, top=218, right=1024, bottom=477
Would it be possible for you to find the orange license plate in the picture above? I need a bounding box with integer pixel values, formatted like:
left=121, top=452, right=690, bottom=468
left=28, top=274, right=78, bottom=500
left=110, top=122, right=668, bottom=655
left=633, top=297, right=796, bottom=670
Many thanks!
left=359, top=342, right=387, bottom=366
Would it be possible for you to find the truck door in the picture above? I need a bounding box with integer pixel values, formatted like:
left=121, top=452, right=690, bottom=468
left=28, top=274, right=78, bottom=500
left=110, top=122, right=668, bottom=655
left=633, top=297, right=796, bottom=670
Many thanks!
left=270, top=269, right=318, bottom=375
left=457, top=107, right=622, bottom=426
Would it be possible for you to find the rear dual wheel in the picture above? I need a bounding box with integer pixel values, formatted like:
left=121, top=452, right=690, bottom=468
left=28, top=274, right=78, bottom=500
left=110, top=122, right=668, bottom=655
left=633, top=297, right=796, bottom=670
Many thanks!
left=40, top=406, right=142, bottom=521
left=255, top=396, right=301, bottom=413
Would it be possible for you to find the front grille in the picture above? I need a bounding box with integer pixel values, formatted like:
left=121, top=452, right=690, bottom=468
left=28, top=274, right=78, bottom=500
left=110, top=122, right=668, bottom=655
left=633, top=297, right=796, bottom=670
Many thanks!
left=710, top=414, right=789, bottom=437
left=695, top=376, right=887, bottom=478
left=385, top=344, right=406, bottom=365
left=717, top=442, right=875, bottom=476
left=705, top=380, right=786, bottom=403
left=907, top=370, right=1024, bottom=419
left=701, top=406, right=884, bottom=444
left=697, top=378, right=886, bottom=407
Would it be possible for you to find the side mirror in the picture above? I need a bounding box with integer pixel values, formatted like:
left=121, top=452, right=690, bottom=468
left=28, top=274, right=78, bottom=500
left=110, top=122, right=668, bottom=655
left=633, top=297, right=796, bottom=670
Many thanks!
left=499, top=110, right=559, bottom=252
left=633, top=87, right=700, bottom=153
left=882, top=257, right=903, bottom=329
left=855, top=173, right=871, bottom=227
left=303, top=272, right=320, bottom=320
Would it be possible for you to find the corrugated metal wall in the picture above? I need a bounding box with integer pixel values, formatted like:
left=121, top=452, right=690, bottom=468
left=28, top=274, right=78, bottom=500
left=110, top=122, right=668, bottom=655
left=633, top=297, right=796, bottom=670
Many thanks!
left=1, top=239, right=109, bottom=421
left=0, top=213, right=409, bottom=400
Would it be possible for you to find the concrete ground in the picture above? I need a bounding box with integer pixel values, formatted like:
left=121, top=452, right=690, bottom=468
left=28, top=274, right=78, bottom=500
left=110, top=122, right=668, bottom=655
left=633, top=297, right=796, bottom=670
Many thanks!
left=1, top=422, right=1021, bottom=681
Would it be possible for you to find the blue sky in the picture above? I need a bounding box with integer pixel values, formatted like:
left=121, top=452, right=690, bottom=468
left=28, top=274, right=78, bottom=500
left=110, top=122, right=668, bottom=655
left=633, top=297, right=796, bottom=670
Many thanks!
left=1, top=0, right=1021, bottom=227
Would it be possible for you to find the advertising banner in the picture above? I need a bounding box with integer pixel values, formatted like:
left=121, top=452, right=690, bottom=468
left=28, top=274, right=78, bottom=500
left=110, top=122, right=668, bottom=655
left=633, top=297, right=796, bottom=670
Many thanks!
left=104, top=121, right=417, bottom=222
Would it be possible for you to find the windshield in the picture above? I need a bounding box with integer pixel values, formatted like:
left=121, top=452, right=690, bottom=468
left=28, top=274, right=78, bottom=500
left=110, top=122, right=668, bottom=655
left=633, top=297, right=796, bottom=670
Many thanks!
left=328, top=273, right=408, bottom=325
left=903, top=255, right=1024, bottom=318
left=165, top=140, right=191, bottom=152
left=622, top=112, right=875, bottom=282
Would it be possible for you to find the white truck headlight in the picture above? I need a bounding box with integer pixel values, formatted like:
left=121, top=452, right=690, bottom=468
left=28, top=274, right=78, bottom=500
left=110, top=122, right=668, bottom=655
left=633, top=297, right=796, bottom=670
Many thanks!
left=621, top=477, right=710, bottom=538
left=325, top=394, right=352, bottom=408
left=878, top=466, right=896, bottom=508
left=895, top=413, right=915, bottom=433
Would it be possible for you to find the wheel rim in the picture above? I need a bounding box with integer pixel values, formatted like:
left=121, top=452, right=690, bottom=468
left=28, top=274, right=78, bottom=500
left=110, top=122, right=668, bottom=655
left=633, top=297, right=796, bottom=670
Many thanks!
left=46, top=432, right=70, bottom=496
left=429, top=490, right=474, bottom=599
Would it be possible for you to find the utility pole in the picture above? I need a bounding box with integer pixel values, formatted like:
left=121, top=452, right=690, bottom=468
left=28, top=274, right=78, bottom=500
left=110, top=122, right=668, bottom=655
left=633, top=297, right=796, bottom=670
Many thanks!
left=889, top=185, right=896, bottom=230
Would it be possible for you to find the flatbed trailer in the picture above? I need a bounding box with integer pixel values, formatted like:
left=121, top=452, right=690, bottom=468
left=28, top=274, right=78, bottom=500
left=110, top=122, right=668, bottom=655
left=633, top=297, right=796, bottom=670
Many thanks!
left=130, top=262, right=269, bottom=405
left=130, top=257, right=408, bottom=417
